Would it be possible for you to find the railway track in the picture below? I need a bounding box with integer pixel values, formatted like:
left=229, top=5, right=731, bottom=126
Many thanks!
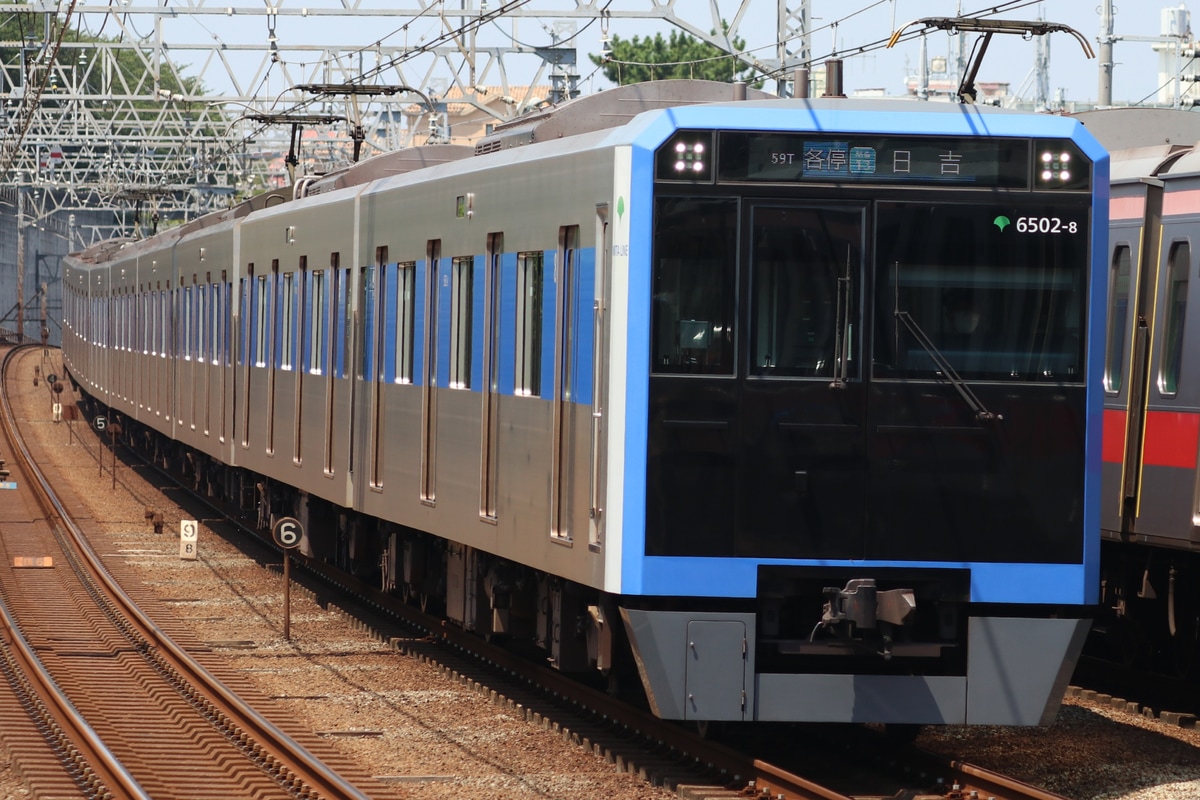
left=2, top=342, right=1075, bottom=800
left=1068, top=653, right=1200, bottom=732
left=0, top=344, right=377, bottom=800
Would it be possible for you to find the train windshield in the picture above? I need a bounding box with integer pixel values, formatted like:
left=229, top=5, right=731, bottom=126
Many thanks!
left=872, top=201, right=1088, bottom=383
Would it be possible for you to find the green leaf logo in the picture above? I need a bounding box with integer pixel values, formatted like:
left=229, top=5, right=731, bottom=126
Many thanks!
left=617, top=196, right=625, bottom=222
left=993, top=215, right=1011, bottom=232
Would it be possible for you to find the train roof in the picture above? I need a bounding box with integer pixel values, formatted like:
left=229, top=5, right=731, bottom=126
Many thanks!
left=301, top=143, right=475, bottom=196
left=1157, top=143, right=1200, bottom=179
left=1108, top=144, right=1192, bottom=183
left=1073, top=107, right=1200, bottom=152
left=474, top=79, right=776, bottom=154
left=1078, top=108, right=1200, bottom=183
left=65, top=238, right=137, bottom=265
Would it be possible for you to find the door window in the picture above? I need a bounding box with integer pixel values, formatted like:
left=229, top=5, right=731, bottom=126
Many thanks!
left=750, top=205, right=861, bottom=379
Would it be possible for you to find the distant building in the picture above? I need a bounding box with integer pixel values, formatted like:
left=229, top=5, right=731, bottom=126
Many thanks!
left=903, top=76, right=1010, bottom=103
left=401, top=85, right=551, bottom=148
left=1152, top=5, right=1200, bottom=107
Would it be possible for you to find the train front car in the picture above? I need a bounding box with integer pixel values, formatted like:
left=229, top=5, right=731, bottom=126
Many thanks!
left=613, top=101, right=1106, bottom=725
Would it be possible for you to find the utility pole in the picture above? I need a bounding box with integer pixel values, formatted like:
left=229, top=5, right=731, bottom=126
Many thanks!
left=778, top=0, right=811, bottom=97
left=1098, top=0, right=1115, bottom=106
left=16, top=191, right=25, bottom=344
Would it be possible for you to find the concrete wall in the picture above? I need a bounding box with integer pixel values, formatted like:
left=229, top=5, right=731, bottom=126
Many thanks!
left=0, top=188, right=73, bottom=347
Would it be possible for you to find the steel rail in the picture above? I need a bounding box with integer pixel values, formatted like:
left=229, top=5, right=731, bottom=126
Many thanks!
left=0, top=344, right=374, bottom=800
left=0, top=344, right=150, bottom=799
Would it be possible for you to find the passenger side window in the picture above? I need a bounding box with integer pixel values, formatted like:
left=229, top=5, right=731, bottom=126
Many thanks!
left=183, top=285, right=193, bottom=360
left=309, top=269, right=325, bottom=375
left=1159, top=240, right=1190, bottom=396
left=281, top=271, right=295, bottom=371
left=255, top=275, right=269, bottom=367
left=1104, top=245, right=1132, bottom=394
left=450, top=256, right=474, bottom=389
left=515, top=251, right=543, bottom=396
left=395, top=262, right=416, bottom=383
left=359, top=264, right=376, bottom=380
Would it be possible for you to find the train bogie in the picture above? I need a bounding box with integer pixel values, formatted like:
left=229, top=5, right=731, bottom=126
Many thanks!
left=63, top=80, right=1106, bottom=725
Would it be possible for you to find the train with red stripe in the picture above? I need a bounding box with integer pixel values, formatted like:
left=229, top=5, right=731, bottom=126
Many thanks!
left=1078, top=107, right=1200, bottom=676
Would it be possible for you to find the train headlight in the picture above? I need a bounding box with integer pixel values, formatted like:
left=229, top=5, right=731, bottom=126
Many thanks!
left=672, top=141, right=706, bottom=173
left=657, top=132, right=713, bottom=183
left=1039, top=150, right=1074, bottom=184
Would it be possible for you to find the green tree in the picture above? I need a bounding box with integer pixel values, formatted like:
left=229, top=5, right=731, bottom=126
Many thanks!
left=590, top=28, right=757, bottom=86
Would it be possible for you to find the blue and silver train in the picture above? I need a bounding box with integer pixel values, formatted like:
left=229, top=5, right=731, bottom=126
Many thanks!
left=62, top=80, right=1106, bottom=726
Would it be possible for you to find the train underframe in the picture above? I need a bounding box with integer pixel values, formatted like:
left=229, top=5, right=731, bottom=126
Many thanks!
left=1097, top=538, right=1200, bottom=678
left=82, top=395, right=636, bottom=688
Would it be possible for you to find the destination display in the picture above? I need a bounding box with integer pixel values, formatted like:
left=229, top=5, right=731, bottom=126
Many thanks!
left=718, top=132, right=1030, bottom=187
left=712, top=132, right=1078, bottom=189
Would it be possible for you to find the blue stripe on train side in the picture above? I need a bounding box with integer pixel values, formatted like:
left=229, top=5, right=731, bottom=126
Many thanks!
left=286, top=276, right=297, bottom=370
left=572, top=247, right=595, bottom=405
left=471, top=254, right=485, bottom=392
left=240, top=280, right=249, bottom=366
left=363, top=267, right=376, bottom=381
left=436, top=256, right=451, bottom=389
left=335, top=268, right=348, bottom=378
left=383, top=263, right=398, bottom=383
left=301, top=272, right=312, bottom=373
left=412, top=260, right=427, bottom=385
left=407, top=248, right=594, bottom=398
left=269, top=272, right=279, bottom=369
left=498, top=252, right=517, bottom=397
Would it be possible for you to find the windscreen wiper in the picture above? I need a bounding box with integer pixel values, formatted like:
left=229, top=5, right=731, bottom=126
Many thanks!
left=830, top=247, right=852, bottom=390
left=894, top=310, right=1001, bottom=423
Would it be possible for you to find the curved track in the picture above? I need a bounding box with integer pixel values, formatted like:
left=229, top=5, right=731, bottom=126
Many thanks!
left=0, top=344, right=377, bottom=800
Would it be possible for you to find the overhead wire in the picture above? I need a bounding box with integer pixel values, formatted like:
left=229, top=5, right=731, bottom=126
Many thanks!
left=593, top=0, right=1046, bottom=85
left=151, top=0, right=537, bottom=190
left=1130, top=55, right=1198, bottom=106
left=87, top=0, right=1066, bottom=201
left=753, top=0, right=1056, bottom=83
left=599, top=0, right=893, bottom=77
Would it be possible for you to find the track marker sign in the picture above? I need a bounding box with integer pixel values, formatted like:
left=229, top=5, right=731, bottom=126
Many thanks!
left=12, top=556, right=53, bottom=568
left=272, top=516, right=304, bottom=641
left=273, top=516, right=303, bottom=549
left=180, top=520, right=198, bottom=560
